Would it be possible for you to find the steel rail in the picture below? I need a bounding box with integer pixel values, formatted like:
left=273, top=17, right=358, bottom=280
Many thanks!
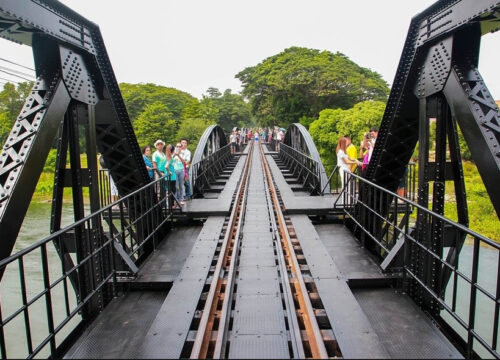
left=259, top=145, right=329, bottom=359
left=212, top=148, right=252, bottom=358
left=190, top=141, right=254, bottom=358
left=260, top=147, right=305, bottom=358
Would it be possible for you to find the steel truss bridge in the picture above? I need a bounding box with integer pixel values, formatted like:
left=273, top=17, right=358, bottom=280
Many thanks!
left=0, top=0, right=499, bottom=358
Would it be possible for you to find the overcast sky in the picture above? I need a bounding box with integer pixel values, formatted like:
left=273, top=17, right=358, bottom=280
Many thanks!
left=0, top=0, right=498, bottom=99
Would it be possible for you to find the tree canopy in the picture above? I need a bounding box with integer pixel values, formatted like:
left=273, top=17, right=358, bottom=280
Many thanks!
left=120, top=83, right=195, bottom=125
left=0, top=82, right=34, bottom=145
left=236, top=47, right=390, bottom=128
left=119, top=83, right=251, bottom=151
left=203, top=88, right=253, bottom=132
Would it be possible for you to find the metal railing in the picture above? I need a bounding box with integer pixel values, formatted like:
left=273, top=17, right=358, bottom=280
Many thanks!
left=191, top=144, right=233, bottom=196
left=338, top=171, right=500, bottom=358
left=278, top=143, right=323, bottom=195
left=324, top=162, right=416, bottom=201
left=0, top=176, right=174, bottom=359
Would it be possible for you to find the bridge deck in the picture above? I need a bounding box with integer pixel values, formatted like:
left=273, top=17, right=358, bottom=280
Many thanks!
left=64, top=144, right=462, bottom=359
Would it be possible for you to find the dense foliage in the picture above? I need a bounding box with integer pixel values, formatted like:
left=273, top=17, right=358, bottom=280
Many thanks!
left=309, top=100, right=386, bottom=171
left=236, top=47, right=390, bottom=128
left=120, top=83, right=251, bottom=149
left=0, top=82, right=33, bottom=145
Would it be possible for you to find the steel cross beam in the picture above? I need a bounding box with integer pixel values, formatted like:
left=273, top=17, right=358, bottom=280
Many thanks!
left=366, top=0, right=500, bottom=217
left=0, top=1, right=150, bottom=265
left=361, top=0, right=500, bottom=318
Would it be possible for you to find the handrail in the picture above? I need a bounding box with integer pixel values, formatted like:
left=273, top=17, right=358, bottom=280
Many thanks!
left=337, top=170, right=499, bottom=358
left=279, top=143, right=323, bottom=195
left=191, top=143, right=233, bottom=196
left=0, top=175, right=174, bottom=359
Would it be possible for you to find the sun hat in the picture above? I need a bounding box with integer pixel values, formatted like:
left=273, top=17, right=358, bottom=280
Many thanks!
left=154, top=139, right=165, bottom=146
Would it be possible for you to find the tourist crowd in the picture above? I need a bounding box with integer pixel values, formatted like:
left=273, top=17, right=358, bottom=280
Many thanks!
left=229, top=127, right=285, bottom=153
left=142, top=138, right=192, bottom=209
left=335, top=126, right=406, bottom=196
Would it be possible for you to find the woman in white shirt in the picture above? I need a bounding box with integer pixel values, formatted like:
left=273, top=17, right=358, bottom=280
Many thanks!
left=336, top=137, right=362, bottom=190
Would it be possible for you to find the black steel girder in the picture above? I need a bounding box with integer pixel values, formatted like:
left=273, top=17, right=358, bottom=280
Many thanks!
left=283, top=123, right=330, bottom=194
left=0, top=0, right=150, bottom=262
left=366, top=0, right=500, bottom=217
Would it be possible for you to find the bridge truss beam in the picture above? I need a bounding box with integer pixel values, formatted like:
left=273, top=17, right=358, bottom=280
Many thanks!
left=283, top=123, right=329, bottom=195
left=0, top=1, right=151, bottom=287
left=361, top=0, right=500, bottom=316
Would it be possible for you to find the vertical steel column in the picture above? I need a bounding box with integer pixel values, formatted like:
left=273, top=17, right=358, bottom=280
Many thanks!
left=413, top=97, right=431, bottom=307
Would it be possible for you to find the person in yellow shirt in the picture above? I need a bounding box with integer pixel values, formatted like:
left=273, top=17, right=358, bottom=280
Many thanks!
left=345, top=136, right=358, bottom=172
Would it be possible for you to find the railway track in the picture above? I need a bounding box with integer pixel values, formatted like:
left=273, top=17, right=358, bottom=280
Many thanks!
left=182, top=141, right=341, bottom=359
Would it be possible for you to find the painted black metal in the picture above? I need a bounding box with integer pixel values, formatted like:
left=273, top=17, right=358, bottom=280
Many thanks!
left=0, top=0, right=151, bottom=265
left=0, top=74, right=71, bottom=267
left=366, top=0, right=500, bottom=217
left=342, top=170, right=499, bottom=358
left=356, top=0, right=500, bottom=323
left=0, top=175, right=172, bottom=358
left=283, top=123, right=329, bottom=194
left=191, top=125, right=231, bottom=197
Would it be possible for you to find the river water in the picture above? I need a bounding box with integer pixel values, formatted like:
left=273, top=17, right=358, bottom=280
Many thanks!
left=1, top=200, right=86, bottom=358
left=1, top=201, right=498, bottom=358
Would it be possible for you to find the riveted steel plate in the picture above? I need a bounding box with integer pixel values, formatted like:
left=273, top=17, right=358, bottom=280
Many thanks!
left=237, top=266, right=280, bottom=295
left=240, top=234, right=274, bottom=247
left=233, top=294, right=286, bottom=335
left=228, top=334, right=290, bottom=359
left=239, top=246, right=276, bottom=267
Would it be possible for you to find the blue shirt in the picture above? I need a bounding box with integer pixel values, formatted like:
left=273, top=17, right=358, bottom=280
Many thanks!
left=143, top=154, right=153, bottom=179
left=165, top=157, right=177, bottom=181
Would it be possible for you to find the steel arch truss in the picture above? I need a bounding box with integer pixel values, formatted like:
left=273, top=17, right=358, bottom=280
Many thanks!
left=191, top=125, right=231, bottom=196
left=282, top=123, right=329, bottom=194
left=360, top=0, right=500, bottom=319
left=0, top=2, right=150, bottom=267
left=366, top=0, right=500, bottom=215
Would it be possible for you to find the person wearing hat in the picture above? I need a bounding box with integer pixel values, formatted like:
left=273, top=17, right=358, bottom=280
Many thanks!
left=152, top=139, right=167, bottom=177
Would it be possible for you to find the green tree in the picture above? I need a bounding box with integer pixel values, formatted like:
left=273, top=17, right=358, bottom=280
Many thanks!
left=309, top=100, right=386, bottom=171
left=134, top=102, right=178, bottom=147
left=212, top=88, right=252, bottom=132
left=0, top=81, right=34, bottom=146
left=236, top=47, right=389, bottom=128
left=120, top=83, right=195, bottom=124
left=176, top=117, right=214, bottom=153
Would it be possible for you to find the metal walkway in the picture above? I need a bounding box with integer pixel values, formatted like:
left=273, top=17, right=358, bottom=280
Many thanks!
left=64, top=144, right=462, bottom=359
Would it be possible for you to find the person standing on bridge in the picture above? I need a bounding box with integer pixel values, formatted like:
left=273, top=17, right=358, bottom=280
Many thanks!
left=180, top=138, right=191, bottom=200
left=368, top=126, right=378, bottom=163
left=152, top=140, right=167, bottom=178
left=230, top=131, right=237, bottom=154
left=336, top=137, right=362, bottom=191
left=345, top=136, right=358, bottom=173
left=174, top=143, right=185, bottom=206
left=165, top=144, right=178, bottom=208
left=142, top=146, right=154, bottom=179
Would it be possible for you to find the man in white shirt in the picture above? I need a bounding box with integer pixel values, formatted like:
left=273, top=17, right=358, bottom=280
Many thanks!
left=180, top=138, right=192, bottom=199
left=229, top=131, right=237, bottom=154
left=276, top=130, right=284, bottom=151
